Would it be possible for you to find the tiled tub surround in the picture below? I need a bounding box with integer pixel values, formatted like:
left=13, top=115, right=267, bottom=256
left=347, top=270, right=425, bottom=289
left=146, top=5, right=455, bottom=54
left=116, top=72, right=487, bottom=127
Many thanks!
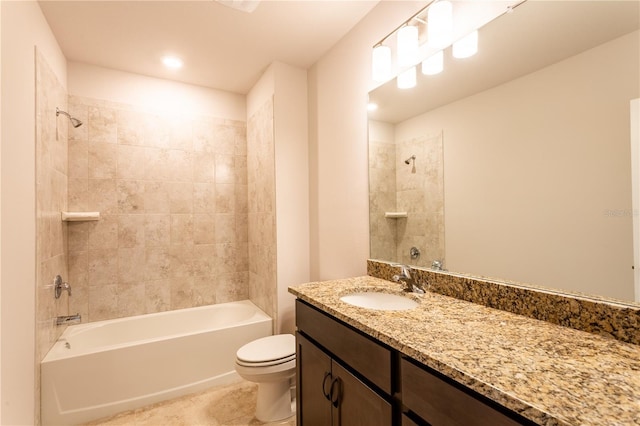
left=289, top=276, right=640, bottom=425
left=368, top=259, right=640, bottom=345
left=66, top=96, right=249, bottom=322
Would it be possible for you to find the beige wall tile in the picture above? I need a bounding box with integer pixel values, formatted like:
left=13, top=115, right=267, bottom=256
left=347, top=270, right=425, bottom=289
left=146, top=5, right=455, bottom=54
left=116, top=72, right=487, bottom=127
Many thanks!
left=145, top=279, right=171, bottom=313
left=170, top=214, right=194, bottom=245
left=145, top=247, right=171, bottom=280
left=145, top=214, right=171, bottom=247
left=118, top=215, right=145, bottom=248
left=193, top=214, right=215, bottom=245
left=88, top=143, right=117, bottom=178
left=117, top=145, right=146, bottom=179
left=118, top=247, right=146, bottom=284
left=88, top=106, right=117, bottom=144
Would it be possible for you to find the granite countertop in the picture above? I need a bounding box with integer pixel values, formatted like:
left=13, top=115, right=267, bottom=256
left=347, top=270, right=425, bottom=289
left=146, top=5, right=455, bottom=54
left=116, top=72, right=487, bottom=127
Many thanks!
left=289, top=276, right=640, bottom=426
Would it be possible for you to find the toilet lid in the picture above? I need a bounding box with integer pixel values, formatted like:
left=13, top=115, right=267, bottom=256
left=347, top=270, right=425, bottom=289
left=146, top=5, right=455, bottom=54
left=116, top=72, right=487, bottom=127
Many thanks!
left=236, top=334, right=295, bottom=364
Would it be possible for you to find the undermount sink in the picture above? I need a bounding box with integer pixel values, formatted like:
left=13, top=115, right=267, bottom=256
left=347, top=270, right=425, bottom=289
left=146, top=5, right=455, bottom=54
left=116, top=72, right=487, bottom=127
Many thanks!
left=339, top=292, right=419, bottom=311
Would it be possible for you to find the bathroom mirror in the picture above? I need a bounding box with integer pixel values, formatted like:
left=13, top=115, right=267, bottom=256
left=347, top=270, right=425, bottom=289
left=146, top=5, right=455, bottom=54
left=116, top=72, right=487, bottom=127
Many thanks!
left=368, top=0, right=640, bottom=304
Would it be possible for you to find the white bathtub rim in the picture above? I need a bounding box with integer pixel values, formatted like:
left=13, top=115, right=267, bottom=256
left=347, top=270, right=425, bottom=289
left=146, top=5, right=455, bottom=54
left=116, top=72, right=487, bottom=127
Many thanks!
left=43, top=300, right=270, bottom=362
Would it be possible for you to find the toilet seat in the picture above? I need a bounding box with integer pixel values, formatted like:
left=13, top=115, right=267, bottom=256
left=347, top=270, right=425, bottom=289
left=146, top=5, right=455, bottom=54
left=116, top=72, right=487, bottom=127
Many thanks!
left=236, top=353, right=295, bottom=368
left=236, top=334, right=295, bottom=367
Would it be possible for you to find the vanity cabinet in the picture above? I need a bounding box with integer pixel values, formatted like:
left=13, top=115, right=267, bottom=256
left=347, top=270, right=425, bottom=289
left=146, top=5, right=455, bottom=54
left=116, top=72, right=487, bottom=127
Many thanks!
left=401, top=358, right=531, bottom=426
left=295, top=299, right=533, bottom=426
left=296, top=300, right=393, bottom=426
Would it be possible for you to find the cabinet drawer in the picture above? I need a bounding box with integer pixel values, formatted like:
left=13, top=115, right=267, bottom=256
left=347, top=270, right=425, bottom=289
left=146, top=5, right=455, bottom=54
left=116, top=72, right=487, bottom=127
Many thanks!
left=296, top=300, right=392, bottom=393
left=401, top=358, right=528, bottom=426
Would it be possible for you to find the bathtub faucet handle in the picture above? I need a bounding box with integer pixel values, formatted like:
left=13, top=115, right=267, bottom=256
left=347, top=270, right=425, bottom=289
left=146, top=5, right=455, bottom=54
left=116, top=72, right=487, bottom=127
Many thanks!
left=54, top=275, right=71, bottom=299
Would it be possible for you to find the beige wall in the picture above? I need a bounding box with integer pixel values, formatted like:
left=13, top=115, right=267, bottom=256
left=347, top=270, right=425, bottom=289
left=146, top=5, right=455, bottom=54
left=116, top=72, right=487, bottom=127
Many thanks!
left=395, top=31, right=639, bottom=300
left=308, top=1, right=426, bottom=280
left=1, top=1, right=67, bottom=423
left=273, top=63, right=309, bottom=334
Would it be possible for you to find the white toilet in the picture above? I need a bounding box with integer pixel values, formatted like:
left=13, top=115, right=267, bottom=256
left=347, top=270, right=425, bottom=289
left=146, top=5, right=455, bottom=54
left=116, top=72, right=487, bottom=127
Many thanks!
left=235, top=334, right=296, bottom=422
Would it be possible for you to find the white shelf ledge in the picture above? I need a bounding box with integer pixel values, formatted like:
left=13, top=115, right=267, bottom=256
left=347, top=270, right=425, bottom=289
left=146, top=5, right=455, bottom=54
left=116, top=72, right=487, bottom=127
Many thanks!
left=384, top=212, right=408, bottom=219
left=61, top=212, right=100, bottom=222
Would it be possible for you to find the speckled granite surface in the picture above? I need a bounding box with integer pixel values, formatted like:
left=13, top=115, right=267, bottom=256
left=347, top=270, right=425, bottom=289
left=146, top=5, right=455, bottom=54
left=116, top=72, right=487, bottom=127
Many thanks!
left=368, top=260, right=640, bottom=345
left=289, top=276, right=640, bottom=426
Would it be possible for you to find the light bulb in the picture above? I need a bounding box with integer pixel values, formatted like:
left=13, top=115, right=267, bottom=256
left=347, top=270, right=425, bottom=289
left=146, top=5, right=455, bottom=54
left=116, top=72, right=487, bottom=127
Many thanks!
left=372, top=45, right=392, bottom=82
left=397, top=25, right=419, bottom=67
left=428, top=0, right=453, bottom=49
left=422, top=51, right=444, bottom=75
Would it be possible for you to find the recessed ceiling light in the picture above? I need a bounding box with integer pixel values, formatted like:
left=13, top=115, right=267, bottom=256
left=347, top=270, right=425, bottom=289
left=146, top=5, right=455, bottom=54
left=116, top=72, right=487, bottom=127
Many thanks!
left=162, top=56, right=183, bottom=69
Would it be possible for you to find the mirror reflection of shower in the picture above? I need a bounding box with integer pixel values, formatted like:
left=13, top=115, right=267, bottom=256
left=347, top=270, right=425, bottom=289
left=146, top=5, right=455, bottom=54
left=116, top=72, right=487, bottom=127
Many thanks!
left=56, top=107, right=83, bottom=128
left=404, top=154, right=416, bottom=173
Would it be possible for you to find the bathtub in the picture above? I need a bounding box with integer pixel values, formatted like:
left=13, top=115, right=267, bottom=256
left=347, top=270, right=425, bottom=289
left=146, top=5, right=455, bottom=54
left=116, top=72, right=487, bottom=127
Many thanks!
left=41, top=300, right=272, bottom=425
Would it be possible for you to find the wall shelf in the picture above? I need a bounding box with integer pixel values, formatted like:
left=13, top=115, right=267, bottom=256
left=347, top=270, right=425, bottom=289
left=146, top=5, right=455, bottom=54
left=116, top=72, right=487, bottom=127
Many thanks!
left=61, top=212, right=100, bottom=222
left=384, top=212, right=408, bottom=219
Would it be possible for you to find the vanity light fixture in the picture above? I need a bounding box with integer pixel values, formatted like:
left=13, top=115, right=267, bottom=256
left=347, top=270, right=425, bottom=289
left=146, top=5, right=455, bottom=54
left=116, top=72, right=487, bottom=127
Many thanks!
left=428, top=0, right=453, bottom=49
left=367, top=102, right=379, bottom=112
left=422, top=50, right=444, bottom=75
left=370, top=0, right=512, bottom=86
left=162, top=56, right=183, bottom=69
left=372, top=44, right=392, bottom=82
left=452, top=30, right=479, bottom=59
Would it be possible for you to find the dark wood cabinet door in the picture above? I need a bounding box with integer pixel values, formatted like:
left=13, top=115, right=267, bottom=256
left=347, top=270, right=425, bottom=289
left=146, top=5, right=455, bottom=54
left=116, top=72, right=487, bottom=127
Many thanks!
left=297, top=332, right=332, bottom=426
left=401, top=358, right=527, bottom=426
left=331, top=362, right=392, bottom=426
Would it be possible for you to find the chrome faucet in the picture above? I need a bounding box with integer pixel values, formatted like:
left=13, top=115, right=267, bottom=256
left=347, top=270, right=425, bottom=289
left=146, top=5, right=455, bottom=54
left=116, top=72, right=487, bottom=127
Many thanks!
left=392, top=264, right=426, bottom=294
left=56, top=313, right=81, bottom=326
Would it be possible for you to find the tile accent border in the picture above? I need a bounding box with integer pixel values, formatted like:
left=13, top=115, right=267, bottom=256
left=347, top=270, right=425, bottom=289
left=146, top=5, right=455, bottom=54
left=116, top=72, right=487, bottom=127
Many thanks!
left=368, top=259, right=640, bottom=345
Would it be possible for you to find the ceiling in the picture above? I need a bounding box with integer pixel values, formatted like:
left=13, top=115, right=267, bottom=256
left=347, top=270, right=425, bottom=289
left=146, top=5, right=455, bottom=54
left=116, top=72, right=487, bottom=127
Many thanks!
left=39, top=0, right=380, bottom=94
left=368, top=0, right=640, bottom=123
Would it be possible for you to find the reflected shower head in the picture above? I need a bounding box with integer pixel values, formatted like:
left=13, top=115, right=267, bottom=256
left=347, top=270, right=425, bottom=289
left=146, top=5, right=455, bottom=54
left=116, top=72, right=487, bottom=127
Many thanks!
left=404, top=155, right=416, bottom=165
left=56, top=108, right=83, bottom=128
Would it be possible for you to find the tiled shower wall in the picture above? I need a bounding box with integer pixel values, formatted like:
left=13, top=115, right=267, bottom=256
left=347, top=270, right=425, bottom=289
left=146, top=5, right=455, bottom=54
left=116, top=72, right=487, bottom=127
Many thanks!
left=369, top=133, right=397, bottom=261
left=368, top=131, right=444, bottom=268
left=35, top=49, right=69, bottom=424
left=247, top=98, right=277, bottom=323
left=66, top=96, right=249, bottom=322
left=395, top=133, right=444, bottom=268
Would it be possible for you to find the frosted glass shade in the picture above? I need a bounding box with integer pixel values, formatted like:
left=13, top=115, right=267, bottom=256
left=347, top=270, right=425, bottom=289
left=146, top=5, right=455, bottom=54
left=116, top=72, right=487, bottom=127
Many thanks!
left=397, top=67, right=416, bottom=89
left=428, top=0, right=453, bottom=49
left=421, top=51, right=444, bottom=75
left=397, top=25, right=419, bottom=67
left=372, top=45, right=392, bottom=82
left=453, top=30, right=478, bottom=58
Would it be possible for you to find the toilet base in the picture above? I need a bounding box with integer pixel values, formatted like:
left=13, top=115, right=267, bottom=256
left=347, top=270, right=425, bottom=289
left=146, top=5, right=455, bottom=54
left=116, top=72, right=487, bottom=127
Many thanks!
left=255, top=380, right=294, bottom=422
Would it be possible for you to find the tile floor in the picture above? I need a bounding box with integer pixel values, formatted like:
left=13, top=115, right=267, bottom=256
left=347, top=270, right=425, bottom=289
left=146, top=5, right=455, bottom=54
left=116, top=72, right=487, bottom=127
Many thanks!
left=84, top=381, right=297, bottom=426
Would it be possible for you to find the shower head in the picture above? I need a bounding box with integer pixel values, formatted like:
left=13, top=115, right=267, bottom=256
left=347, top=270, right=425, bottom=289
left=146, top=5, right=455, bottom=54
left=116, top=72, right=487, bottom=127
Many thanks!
left=404, top=155, right=416, bottom=165
left=56, top=108, right=83, bottom=128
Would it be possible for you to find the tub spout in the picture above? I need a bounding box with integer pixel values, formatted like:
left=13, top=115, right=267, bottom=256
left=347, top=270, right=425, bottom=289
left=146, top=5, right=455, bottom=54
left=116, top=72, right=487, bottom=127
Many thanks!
left=56, top=314, right=81, bottom=326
